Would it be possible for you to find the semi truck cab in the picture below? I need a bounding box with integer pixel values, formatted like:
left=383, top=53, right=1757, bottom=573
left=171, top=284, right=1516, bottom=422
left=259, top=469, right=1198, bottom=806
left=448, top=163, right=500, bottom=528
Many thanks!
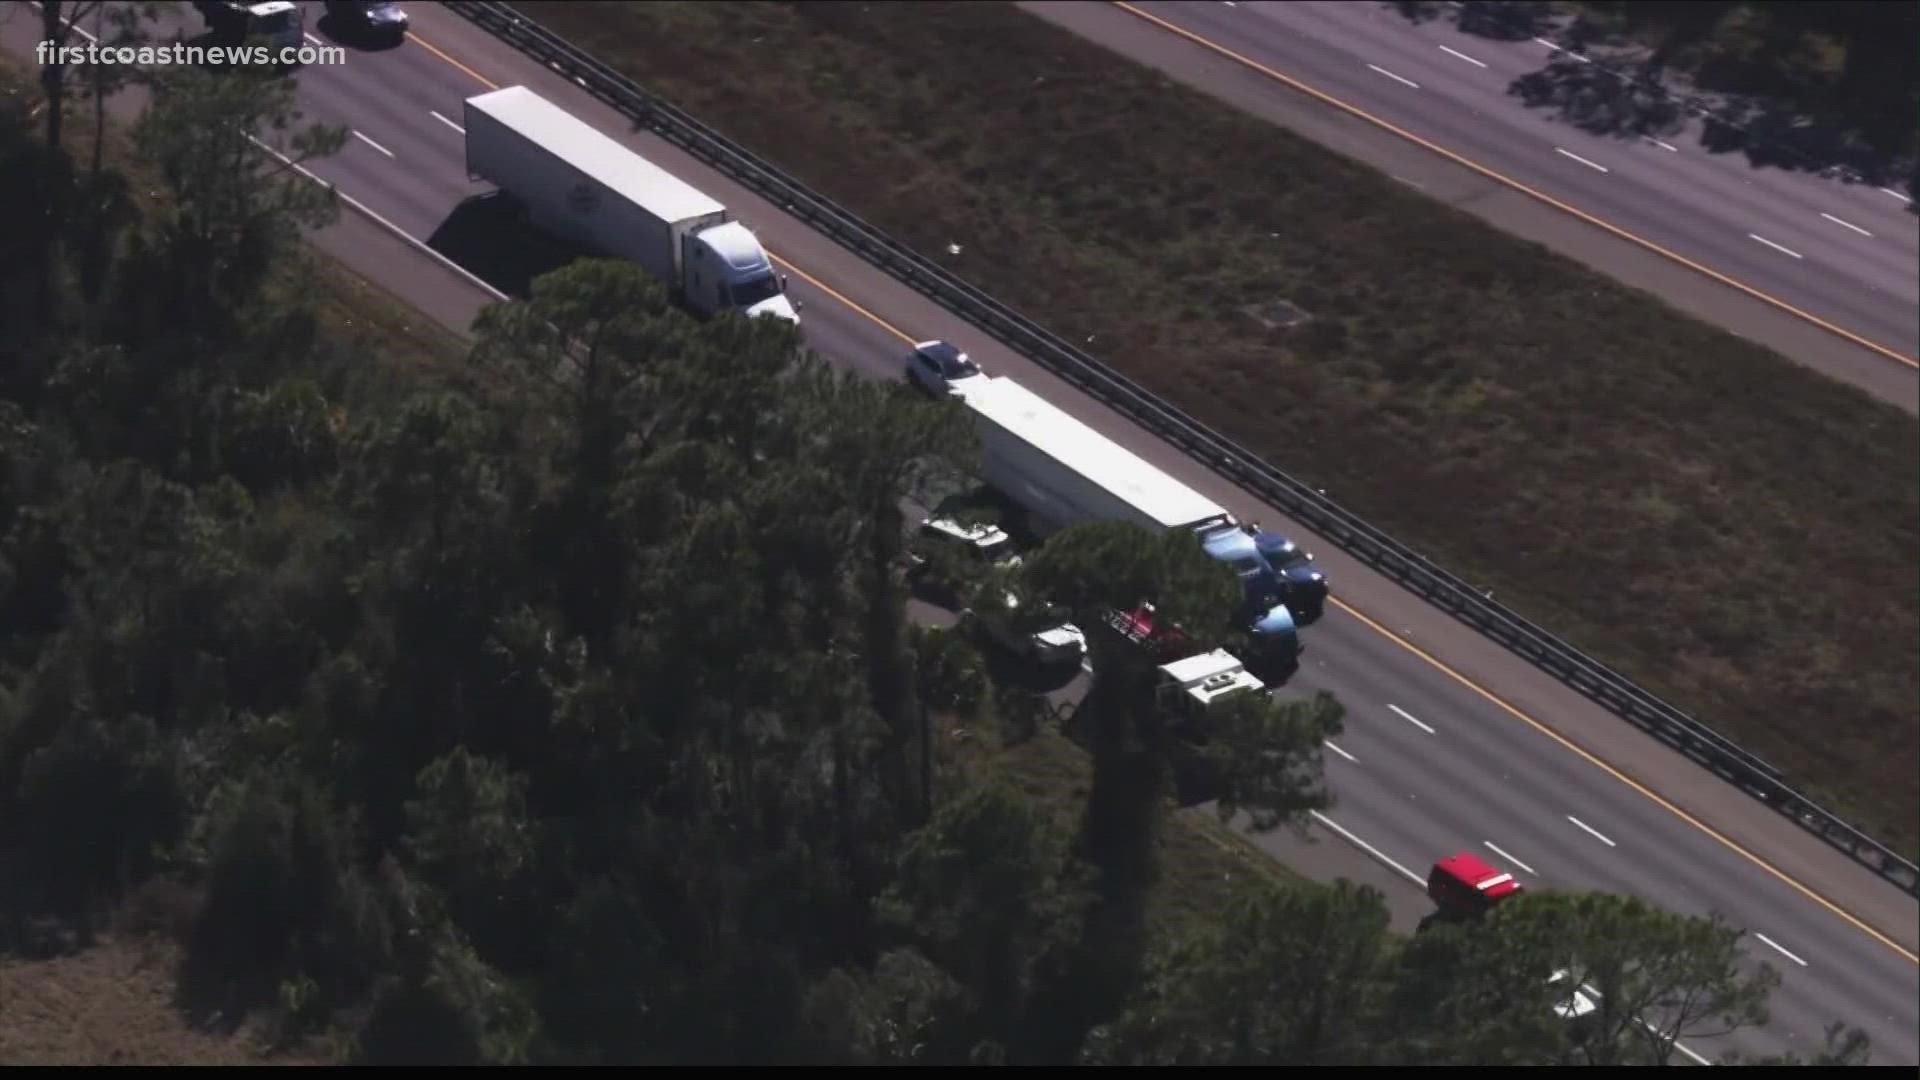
left=1198, top=523, right=1304, bottom=662
left=1251, top=526, right=1329, bottom=620
left=1201, top=521, right=1328, bottom=623
left=682, top=221, right=798, bottom=325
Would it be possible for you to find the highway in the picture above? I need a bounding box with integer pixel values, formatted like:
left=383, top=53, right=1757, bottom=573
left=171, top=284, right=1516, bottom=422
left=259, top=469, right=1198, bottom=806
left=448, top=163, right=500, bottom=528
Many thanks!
left=6, top=0, right=1915, bottom=1062
left=1027, top=1, right=1920, bottom=413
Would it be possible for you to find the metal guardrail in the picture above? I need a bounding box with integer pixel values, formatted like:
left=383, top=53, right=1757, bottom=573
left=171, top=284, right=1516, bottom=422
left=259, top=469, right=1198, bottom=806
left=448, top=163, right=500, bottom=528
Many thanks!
left=442, top=0, right=1920, bottom=899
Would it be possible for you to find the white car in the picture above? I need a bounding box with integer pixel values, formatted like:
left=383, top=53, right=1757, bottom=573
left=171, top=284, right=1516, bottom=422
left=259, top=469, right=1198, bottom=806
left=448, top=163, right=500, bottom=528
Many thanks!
left=907, top=517, right=1018, bottom=570
left=904, top=516, right=1020, bottom=605
left=963, top=592, right=1087, bottom=667
left=1548, top=969, right=1601, bottom=1021
left=905, top=340, right=987, bottom=398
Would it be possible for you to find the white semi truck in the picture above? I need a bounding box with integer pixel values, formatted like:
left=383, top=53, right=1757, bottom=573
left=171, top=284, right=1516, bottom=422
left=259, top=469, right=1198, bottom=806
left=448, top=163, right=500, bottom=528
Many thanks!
left=958, top=376, right=1300, bottom=663
left=463, top=85, right=799, bottom=326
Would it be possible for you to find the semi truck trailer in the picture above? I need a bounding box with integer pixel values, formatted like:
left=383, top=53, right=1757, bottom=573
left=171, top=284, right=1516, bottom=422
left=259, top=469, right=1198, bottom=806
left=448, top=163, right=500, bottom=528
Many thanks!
left=960, top=376, right=1300, bottom=662
left=463, top=86, right=799, bottom=326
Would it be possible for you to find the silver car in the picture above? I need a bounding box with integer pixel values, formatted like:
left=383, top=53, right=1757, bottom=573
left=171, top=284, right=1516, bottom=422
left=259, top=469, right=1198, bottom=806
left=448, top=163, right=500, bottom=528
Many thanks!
left=905, top=340, right=988, bottom=398
left=963, top=591, right=1086, bottom=667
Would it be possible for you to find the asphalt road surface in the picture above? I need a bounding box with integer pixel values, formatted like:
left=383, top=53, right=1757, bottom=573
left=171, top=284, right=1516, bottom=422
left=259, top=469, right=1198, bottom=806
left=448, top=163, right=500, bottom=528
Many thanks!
left=6, top=0, right=1915, bottom=1063
left=1029, top=1, right=1920, bottom=412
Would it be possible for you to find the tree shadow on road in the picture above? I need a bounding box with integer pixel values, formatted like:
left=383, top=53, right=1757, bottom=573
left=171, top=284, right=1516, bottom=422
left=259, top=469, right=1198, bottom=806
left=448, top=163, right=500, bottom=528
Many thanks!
left=1390, top=0, right=1555, bottom=39
left=1380, top=1, right=1920, bottom=208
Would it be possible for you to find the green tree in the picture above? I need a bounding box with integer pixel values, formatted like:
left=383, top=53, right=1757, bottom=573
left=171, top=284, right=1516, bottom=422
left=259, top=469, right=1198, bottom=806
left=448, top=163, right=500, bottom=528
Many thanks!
left=1197, top=687, right=1344, bottom=832
left=469, top=259, right=689, bottom=649
left=182, top=770, right=393, bottom=1031
left=535, top=875, right=676, bottom=1063
left=911, top=622, right=992, bottom=719
left=1385, top=889, right=1784, bottom=1066
left=10, top=713, right=182, bottom=924
left=35, top=1, right=104, bottom=153
left=1491, top=891, right=1776, bottom=1066
left=30, top=0, right=101, bottom=327
left=1016, top=519, right=1343, bottom=1059
left=1022, top=519, right=1241, bottom=641
left=69, top=3, right=162, bottom=303
left=1084, top=878, right=1393, bottom=1065
left=356, top=926, right=540, bottom=1065
left=793, top=366, right=974, bottom=823
left=401, top=747, right=538, bottom=965
left=1723, top=1020, right=1873, bottom=1065
left=798, top=947, right=975, bottom=1064
left=130, top=66, right=343, bottom=327
left=877, top=781, right=1095, bottom=1058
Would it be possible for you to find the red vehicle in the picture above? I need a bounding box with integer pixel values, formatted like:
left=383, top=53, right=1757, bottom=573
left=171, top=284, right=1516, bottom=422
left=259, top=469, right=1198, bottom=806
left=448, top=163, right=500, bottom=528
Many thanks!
left=1100, top=601, right=1194, bottom=662
left=1427, top=851, right=1524, bottom=919
left=1424, top=852, right=1627, bottom=1038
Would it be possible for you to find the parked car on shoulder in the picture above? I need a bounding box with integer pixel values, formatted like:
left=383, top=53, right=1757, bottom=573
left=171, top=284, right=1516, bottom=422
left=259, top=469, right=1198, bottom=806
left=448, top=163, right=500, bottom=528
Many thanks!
left=904, top=516, right=1018, bottom=603
left=962, top=594, right=1085, bottom=668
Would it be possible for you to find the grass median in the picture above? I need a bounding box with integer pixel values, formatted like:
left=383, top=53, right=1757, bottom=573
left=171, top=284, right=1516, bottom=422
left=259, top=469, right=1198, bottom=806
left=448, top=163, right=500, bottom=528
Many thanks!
left=524, top=0, right=1920, bottom=856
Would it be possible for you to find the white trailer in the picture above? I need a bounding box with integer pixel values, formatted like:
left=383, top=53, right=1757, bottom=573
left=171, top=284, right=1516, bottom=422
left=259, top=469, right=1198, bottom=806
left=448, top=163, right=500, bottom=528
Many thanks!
left=961, top=376, right=1237, bottom=538
left=463, top=85, right=798, bottom=325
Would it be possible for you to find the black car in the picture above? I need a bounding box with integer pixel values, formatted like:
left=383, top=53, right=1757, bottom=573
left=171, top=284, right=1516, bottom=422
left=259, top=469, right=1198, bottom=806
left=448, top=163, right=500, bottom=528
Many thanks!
left=324, top=0, right=408, bottom=39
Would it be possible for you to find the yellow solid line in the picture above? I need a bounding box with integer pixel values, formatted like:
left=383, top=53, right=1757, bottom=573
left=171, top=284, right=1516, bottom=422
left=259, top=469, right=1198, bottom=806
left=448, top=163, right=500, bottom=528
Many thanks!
left=1332, top=596, right=1920, bottom=966
left=411, top=23, right=1919, bottom=965
left=1110, top=1, right=1919, bottom=371
left=769, top=254, right=915, bottom=343
left=409, top=31, right=501, bottom=91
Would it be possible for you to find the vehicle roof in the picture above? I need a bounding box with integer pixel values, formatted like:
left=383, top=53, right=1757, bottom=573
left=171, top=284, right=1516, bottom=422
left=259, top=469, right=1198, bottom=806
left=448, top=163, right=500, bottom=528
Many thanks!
left=1159, top=648, right=1247, bottom=687
left=913, top=340, right=967, bottom=363
left=1201, top=525, right=1260, bottom=564
left=696, top=221, right=771, bottom=272
left=1251, top=603, right=1297, bottom=634
left=1252, top=531, right=1300, bottom=556
left=1433, top=852, right=1523, bottom=900
left=924, top=517, right=1009, bottom=546
left=964, top=377, right=1230, bottom=531
left=465, top=86, right=726, bottom=225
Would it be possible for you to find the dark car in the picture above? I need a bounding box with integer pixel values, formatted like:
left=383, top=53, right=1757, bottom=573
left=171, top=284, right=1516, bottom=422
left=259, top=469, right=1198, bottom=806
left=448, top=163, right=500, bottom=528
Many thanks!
left=324, top=0, right=408, bottom=39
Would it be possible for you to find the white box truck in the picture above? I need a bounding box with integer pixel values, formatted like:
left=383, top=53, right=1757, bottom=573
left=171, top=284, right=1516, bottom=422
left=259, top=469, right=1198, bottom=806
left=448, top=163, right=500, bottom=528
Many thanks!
left=463, top=85, right=799, bottom=326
